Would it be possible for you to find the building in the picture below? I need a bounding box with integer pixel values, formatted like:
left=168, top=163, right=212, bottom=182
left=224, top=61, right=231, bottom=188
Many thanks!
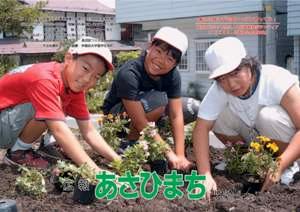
left=0, top=0, right=141, bottom=66
left=30, top=0, right=120, bottom=41
left=116, top=0, right=294, bottom=98
left=287, top=0, right=300, bottom=76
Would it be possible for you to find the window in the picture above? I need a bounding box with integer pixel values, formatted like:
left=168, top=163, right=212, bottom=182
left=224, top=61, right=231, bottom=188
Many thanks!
left=178, top=51, right=188, bottom=71
left=195, top=39, right=216, bottom=72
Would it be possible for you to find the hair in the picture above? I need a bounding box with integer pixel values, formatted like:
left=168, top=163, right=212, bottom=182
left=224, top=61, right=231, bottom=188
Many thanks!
left=72, top=53, right=109, bottom=74
left=151, top=39, right=182, bottom=63
left=237, top=56, right=262, bottom=74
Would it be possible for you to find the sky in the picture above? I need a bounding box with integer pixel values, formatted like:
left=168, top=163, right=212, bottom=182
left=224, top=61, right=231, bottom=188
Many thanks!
left=97, top=0, right=115, bottom=9
left=25, top=0, right=116, bottom=9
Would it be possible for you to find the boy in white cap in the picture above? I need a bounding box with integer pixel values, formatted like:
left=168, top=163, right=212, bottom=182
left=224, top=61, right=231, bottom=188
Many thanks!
left=0, top=36, right=120, bottom=171
left=193, top=36, right=300, bottom=200
left=102, top=27, right=199, bottom=171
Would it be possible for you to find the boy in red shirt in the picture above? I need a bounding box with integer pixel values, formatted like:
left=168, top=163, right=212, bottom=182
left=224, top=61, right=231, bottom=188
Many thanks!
left=0, top=37, right=120, bottom=172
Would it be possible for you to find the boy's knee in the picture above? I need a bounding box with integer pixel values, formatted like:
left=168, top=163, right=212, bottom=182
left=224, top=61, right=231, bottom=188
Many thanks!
left=256, top=106, right=295, bottom=143
left=145, top=106, right=165, bottom=122
left=0, top=103, right=35, bottom=149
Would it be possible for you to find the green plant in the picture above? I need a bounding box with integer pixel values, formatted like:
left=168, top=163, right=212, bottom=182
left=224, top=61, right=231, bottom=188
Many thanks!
left=77, top=163, right=98, bottom=185
left=98, top=113, right=130, bottom=151
left=115, top=51, right=141, bottom=68
left=0, top=55, right=16, bottom=77
left=184, top=122, right=195, bottom=147
left=86, top=72, right=114, bottom=113
left=16, top=167, right=46, bottom=198
left=111, top=141, right=149, bottom=175
left=142, top=124, right=169, bottom=161
left=0, top=0, right=46, bottom=37
left=110, top=123, right=170, bottom=175
left=157, top=117, right=173, bottom=145
left=51, top=40, right=74, bottom=62
left=55, top=160, right=78, bottom=188
left=224, top=136, right=279, bottom=180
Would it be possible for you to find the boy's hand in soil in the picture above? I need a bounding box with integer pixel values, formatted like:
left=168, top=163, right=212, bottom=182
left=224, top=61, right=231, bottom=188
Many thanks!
left=166, top=150, right=193, bottom=171
left=202, top=172, right=217, bottom=202
left=261, top=167, right=282, bottom=191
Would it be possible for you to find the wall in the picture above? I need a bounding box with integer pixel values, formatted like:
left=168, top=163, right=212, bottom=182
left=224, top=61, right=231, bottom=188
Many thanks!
left=116, top=0, right=263, bottom=23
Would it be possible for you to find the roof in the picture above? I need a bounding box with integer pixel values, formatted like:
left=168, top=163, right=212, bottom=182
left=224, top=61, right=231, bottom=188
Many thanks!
left=0, top=40, right=141, bottom=55
left=0, top=41, right=61, bottom=54
left=24, top=0, right=115, bottom=15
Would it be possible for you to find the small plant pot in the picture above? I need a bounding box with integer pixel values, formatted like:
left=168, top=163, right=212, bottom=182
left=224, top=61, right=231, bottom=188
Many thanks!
left=240, top=174, right=262, bottom=194
left=51, top=172, right=75, bottom=192
left=150, top=159, right=168, bottom=175
left=0, top=199, right=17, bottom=212
left=73, top=178, right=96, bottom=205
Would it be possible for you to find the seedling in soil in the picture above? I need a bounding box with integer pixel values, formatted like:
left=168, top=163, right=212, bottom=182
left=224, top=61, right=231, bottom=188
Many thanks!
left=52, top=160, right=79, bottom=192
left=16, top=167, right=46, bottom=198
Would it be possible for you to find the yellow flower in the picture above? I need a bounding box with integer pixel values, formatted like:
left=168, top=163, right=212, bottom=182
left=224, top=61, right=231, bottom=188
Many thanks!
left=250, top=141, right=261, bottom=152
left=107, top=113, right=114, bottom=120
left=97, top=114, right=104, bottom=126
left=256, top=135, right=271, bottom=144
left=266, top=142, right=279, bottom=154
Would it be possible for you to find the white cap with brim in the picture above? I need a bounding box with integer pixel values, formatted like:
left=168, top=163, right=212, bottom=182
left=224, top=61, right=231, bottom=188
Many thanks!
left=68, top=36, right=114, bottom=70
left=153, top=26, right=188, bottom=55
left=205, top=37, right=246, bottom=79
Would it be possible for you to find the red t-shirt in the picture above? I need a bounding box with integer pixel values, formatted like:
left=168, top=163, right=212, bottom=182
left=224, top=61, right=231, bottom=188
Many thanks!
left=0, top=62, right=89, bottom=120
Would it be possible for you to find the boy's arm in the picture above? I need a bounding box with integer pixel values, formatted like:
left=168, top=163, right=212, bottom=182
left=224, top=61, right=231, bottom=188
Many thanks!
left=192, top=118, right=217, bottom=200
left=76, top=119, right=121, bottom=162
left=46, top=120, right=101, bottom=172
left=167, top=98, right=192, bottom=169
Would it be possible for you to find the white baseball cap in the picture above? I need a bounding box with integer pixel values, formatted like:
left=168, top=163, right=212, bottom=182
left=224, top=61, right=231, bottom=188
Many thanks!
left=205, top=37, right=247, bottom=79
left=68, top=36, right=114, bottom=70
left=153, top=26, right=188, bottom=55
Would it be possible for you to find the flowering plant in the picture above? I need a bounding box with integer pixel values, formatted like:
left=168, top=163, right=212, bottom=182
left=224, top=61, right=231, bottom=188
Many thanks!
left=224, top=135, right=279, bottom=181
left=98, top=113, right=130, bottom=151
left=111, top=123, right=169, bottom=175
left=141, top=122, right=170, bottom=161
left=16, top=167, right=46, bottom=198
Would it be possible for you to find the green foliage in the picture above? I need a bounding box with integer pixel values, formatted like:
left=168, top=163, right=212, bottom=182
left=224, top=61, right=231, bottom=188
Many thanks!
left=86, top=72, right=114, bottom=113
left=51, top=40, right=74, bottom=63
left=142, top=125, right=169, bottom=161
left=224, top=143, right=248, bottom=175
left=0, top=0, right=46, bottom=37
left=184, top=122, right=195, bottom=147
left=157, top=117, right=173, bottom=144
left=56, top=160, right=78, bottom=186
left=98, top=113, right=130, bottom=151
left=115, top=51, right=141, bottom=68
left=224, top=136, right=279, bottom=180
left=110, top=124, right=169, bottom=175
left=77, top=163, right=98, bottom=185
left=55, top=161, right=97, bottom=185
left=111, top=142, right=148, bottom=175
left=0, top=55, right=16, bottom=77
left=16, top=167, right=46, bottom=198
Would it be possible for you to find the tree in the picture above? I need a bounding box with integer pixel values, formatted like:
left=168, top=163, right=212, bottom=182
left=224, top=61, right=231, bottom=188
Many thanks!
left=0, top=0, right=45, bottom=37
left=116, top=51, right=141, bottom=68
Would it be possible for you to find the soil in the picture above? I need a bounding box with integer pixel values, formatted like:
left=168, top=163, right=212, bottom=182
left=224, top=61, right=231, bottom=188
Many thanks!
left=1, top=146, right=300, bottom=212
